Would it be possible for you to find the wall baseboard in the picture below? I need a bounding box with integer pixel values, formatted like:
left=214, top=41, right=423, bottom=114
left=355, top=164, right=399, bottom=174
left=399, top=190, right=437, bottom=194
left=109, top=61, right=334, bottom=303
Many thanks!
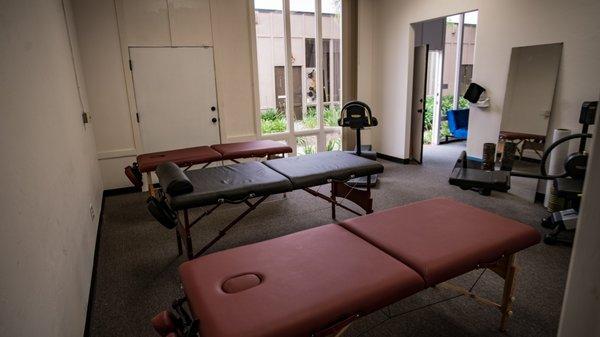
left=377, top=152, right=411, bottom=164
left=103, top=186, right=141, bottom=197
left=83, top=196, right=105, bottom=337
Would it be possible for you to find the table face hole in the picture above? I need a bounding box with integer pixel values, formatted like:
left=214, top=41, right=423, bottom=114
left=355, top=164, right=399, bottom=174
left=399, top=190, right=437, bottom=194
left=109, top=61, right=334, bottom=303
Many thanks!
left=222, top=274, right=263, bottom=294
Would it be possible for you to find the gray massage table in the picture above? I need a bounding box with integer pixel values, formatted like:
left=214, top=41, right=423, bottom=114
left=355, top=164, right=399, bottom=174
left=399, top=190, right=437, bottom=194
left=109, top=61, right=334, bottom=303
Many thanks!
left=152, top=151, right=383, bottom=259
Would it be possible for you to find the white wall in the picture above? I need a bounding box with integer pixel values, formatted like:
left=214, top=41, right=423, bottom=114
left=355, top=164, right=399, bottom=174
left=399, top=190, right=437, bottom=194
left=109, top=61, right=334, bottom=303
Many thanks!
left=356, top=0, right=375, bottom=144
left=361, top=0, right=600, bottom=159
left=72, top=0, right=258, bottom=189
left=558, top=115, right=600, bottom=336
left=0, top=0, right=103, bottom=336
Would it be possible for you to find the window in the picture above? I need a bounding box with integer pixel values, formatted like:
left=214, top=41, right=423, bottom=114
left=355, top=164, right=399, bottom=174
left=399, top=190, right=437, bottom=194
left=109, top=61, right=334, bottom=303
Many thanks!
left=254, top=0, right=342, bottom=154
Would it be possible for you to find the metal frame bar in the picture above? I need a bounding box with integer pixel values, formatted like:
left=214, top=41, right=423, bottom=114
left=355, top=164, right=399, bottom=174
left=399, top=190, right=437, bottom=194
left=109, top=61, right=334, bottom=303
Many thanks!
left=175, top=177, right=374, bottom=260
left=437, top=254, right=519, bottom=331
left=452, top=13, right=464, bottom=110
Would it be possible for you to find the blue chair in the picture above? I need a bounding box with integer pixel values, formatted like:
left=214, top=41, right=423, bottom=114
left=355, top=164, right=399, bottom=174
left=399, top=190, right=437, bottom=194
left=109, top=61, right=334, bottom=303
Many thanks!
left=446, top=108, right=469, bottom=140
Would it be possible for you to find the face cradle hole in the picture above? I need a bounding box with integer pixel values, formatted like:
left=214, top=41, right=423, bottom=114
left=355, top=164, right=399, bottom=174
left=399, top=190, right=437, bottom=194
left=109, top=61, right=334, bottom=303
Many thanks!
left=222, top=274, right=262, bottom=294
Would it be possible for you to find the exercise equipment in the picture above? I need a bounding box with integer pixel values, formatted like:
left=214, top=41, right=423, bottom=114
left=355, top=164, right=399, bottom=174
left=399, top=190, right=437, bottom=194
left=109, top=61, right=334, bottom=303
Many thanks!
left=448, top=151, right=511, bottom=196
left=511, top=101, right=596, bottom=244
left=124, top=140, right=293, bottom=195
left=449, top=101, right=597, bottom=245
left=148, top=151, right=383, bottom=259
left=338, top=101, right=380, bottom=187
left=152, top=198, right=540, bottom=337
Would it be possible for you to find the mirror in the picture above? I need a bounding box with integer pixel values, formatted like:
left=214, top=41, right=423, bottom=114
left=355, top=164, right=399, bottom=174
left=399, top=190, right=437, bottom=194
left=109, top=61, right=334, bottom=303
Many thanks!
left=498, top=42, right=563, bottom=161
left=497, top=43, right=562, bottom=201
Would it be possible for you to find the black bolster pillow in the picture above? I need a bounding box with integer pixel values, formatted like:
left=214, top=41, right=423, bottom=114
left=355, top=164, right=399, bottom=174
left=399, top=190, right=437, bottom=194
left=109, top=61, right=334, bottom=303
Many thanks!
left=156, top=162, right=193, bottom=196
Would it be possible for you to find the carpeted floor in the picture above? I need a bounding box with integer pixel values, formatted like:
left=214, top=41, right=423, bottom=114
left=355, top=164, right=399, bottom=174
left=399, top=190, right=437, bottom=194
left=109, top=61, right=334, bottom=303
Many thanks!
left=89, top=142, right=572, bottom=337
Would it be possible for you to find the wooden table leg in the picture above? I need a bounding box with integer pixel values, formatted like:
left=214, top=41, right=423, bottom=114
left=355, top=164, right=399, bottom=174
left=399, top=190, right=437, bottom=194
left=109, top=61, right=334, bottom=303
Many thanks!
left=182, top=210, right=194, bottom=260
left=147, top=172, right=155, bottom=197
left=175, top=230, right=183, bottom=256
left=494, top=254, right=518, bottom=331
left=331, top=182, right=337, bottom=220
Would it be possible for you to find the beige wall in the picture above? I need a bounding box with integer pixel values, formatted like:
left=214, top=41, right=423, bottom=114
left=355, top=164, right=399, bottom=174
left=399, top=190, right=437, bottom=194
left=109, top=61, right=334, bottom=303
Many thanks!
left=558, top=111, right=600, bottom=335
left=356, top=0, right=375, bottom=144
left=0, top=0, right=103, bottom=336
left=360, top=0, right=600, bottom=159
left=72, top=0, right=258, bottom=189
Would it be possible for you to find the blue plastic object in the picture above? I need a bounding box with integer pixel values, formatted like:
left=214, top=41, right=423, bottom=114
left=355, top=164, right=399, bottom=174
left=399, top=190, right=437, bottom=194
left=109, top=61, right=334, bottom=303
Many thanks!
left=447, top=109, right=469, bottom=140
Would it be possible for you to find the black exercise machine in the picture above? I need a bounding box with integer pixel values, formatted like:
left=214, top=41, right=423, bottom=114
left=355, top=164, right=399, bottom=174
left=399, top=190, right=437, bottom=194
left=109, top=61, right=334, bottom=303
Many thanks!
left=338, top=101, right=380, bottom=187
left=511, top=101, right=596, bottom=244
left=448, top=151, right=511, bottom=196
left=449, top=101, right=597, bottom=245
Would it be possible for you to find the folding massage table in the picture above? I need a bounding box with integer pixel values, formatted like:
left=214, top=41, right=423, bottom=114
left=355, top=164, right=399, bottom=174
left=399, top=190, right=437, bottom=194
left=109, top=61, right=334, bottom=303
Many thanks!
left=152, top=198, right=540, bottom=337
left=148, top=151, right=384, bottom=259
left=124, top=140, right=293, bottom=196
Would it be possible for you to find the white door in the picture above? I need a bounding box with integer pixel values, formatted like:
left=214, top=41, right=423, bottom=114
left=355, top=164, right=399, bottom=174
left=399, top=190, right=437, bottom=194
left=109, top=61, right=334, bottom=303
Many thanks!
left=130, top=47, right=220, bottom=153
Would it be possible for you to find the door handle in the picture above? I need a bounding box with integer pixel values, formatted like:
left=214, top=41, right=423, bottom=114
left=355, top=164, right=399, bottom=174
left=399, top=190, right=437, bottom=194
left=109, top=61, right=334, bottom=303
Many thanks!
left=210, top=106, right=216, bottom=111
left=211, top=117, right=218, bottom=124
left=417, top=109, right=423, bottom=113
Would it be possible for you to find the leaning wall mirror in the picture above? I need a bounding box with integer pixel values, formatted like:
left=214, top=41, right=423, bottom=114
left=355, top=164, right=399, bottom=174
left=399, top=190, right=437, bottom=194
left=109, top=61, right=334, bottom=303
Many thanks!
left=498, top=42, right=563, bottom=162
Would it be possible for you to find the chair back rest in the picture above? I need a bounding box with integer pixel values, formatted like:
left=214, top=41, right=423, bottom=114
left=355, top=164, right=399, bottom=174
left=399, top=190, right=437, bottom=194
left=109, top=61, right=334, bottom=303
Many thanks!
left=447, top=109, right=469, bottom=131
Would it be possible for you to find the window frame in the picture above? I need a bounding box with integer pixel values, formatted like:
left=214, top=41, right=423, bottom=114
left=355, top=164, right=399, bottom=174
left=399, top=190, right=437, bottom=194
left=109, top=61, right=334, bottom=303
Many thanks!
left=249, top=0, right=342, bottom=155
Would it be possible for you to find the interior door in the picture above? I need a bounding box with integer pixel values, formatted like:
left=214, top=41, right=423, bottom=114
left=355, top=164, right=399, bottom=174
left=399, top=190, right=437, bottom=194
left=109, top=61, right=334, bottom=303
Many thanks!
left=410, top=45, right=429, bottom=163
left=130, top=47, right=220, bottom=153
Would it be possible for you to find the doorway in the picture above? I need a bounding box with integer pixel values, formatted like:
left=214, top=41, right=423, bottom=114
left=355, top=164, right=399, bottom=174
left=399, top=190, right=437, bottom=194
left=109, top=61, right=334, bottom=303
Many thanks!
left=411, top=11, right=479, bottom=163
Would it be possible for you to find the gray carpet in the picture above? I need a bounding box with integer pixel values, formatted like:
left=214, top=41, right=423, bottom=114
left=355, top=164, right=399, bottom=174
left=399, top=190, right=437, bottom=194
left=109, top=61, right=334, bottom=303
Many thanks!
left=89, top=142, right=572, bottom=337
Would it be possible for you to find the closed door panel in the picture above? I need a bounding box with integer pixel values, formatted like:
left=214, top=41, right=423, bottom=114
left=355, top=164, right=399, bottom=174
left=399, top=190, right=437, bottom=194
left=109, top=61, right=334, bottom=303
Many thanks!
left=130, top=47, right=220, bottom=153
left=410, top=45, right=429, bottom=163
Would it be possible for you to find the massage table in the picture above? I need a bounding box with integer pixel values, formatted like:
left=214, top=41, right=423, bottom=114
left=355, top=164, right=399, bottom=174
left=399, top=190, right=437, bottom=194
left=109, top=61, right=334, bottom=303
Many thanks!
left=498, top=131, right=546, bottom=160
left=151, top=198, right=540, bottom=337
left=124, top=140, right=293, bottom=196
left=149, top=151, right=383, bottom=259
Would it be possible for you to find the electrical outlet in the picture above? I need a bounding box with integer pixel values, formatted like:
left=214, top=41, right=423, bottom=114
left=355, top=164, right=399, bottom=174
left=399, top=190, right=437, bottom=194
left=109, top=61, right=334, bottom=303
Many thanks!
left=89, top=204, right=95, bottom=221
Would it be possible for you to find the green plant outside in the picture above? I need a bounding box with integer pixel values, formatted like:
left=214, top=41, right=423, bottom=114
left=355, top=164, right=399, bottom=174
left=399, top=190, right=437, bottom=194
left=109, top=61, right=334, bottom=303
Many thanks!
left=296, top=137, right=316, bottom=155
left=326, top=137, right=341, bottom=151
left=260, top=105, right=341, bottom=135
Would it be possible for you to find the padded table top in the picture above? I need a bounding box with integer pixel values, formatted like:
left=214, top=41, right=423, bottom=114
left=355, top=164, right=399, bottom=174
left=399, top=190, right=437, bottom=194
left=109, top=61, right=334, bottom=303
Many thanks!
left=137, top=146, right=222, bottom=173
left=211, top=140, right=292, bottom=160
left=179, top=224, right=425, bottom=337
left=340, top=198, right=541, bottom=285
left=168, top=162, right=293, bottom=210
left=263, top=151, right=383, bottom=189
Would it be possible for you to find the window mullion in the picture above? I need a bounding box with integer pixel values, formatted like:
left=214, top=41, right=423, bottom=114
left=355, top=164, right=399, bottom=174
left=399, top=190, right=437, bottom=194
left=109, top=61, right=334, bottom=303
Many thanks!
left=282, top=0, right=294, bottom=139
left=315, top=0, right=325, bottom=152
left=452, top=13, right=464, bottom=110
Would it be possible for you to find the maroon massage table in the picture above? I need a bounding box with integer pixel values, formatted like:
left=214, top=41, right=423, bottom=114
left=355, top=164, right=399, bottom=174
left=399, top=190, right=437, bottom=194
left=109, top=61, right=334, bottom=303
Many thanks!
left=152, top=198, right=540, bottom=337
left=124, top=140, right=292, bottom=196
